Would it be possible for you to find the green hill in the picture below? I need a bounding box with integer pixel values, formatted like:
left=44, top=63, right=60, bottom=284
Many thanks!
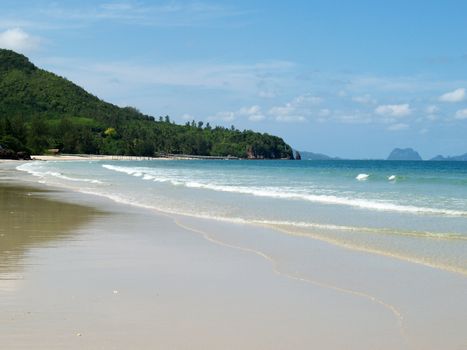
left=0, top=49, right=293, bottom=159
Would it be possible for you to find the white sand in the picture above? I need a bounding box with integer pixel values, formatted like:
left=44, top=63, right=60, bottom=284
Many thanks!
left=31, top=154, right=168, bottom=161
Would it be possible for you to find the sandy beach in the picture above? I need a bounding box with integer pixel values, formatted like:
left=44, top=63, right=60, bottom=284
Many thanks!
left=30, top=155, right=168, bottom=161
left=1, top=162, right=467, bottom=349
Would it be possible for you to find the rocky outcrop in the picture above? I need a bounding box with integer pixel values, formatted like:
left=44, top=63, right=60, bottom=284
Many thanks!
left=17, top=151, right=31, bottom=160
left=294, top=151, right=301, bottom=160
left=0, top=148, right=31, bottom=160
left=246, top=146, right=256, bottom=159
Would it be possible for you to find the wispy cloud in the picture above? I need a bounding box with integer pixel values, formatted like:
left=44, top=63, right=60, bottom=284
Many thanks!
left=455, top=108, right=467, bottom=120
left=439, top=88, right=465, bottom=102
left=426, top=105, right=439, bottom=114
left=207, top=111, right=235, bottom=122
left=352, top=94, right=377, bottom=105
left=41, top=57, right=296, bottom=98
left=0, top=28, right=41, bottom=53
left=387, top=123, right=409, bottom=131
left=268, top=93, right=322, bottom=123
left=238, top=105, right=265, bottom=122
left=39, top=1, right=246, bottom=27
left=206, top=105, right=267, bottom=123
left=375, top=104, right=412, bottom=117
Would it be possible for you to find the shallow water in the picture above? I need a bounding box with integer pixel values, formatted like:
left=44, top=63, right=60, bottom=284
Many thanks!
left=16, top=159, right=467, bottom=275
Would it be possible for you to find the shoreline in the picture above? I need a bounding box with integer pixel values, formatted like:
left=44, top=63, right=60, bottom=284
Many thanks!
left=32, top=154, right=169, bottom=161
left=1, top=166, right=467, bottom=349
left=3, top=153, right=292, bottom=162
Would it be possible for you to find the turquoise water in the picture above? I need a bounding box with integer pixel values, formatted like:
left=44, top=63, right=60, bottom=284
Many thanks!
left=17, top=159, right=467, bottom=275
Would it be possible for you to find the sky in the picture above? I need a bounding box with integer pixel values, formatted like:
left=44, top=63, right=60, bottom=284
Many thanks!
left=1, top=0, right=467, bottom=159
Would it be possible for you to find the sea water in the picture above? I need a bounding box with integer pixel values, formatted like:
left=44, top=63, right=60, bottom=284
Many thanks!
left=17, top=159, right=467, bottom=275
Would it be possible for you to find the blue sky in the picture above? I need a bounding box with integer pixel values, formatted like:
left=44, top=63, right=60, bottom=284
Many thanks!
left=1, top=0, right=467, bottom=158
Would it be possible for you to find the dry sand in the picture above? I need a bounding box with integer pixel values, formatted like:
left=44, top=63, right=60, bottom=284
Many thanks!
left=31, top=154, right=167, bottom=161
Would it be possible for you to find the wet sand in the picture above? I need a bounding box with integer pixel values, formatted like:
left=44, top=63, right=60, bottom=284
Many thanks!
left=1, top=167, right=467, bottom=349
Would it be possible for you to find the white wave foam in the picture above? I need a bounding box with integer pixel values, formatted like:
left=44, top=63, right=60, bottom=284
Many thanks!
left=101, top=164, right=467, bottom=217
left=388, top=175, right=396, bottom=181
left=356, top=173, right=369, bottom=181
left=17, top=163, right=102, bottom=184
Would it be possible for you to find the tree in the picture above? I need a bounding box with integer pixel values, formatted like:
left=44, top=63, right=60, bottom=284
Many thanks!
left=28, top=116, right=49, bottom=154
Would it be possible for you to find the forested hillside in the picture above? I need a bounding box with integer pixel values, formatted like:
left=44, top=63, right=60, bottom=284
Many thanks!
left=0, top=49, right=293, bottom=159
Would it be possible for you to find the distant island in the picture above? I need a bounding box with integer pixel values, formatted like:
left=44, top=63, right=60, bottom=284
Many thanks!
left=387, top=148, right=422, bottom=161
left=0, top=49, right=293, bottom=160
left=430, top=153, right=467, bottom=161
left=386, top=148, right=467, bottom=161
left=297, top=150, right=340, bottom=160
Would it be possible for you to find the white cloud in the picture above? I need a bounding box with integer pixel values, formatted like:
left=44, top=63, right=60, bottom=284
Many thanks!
left=275, top=115, right=306, bottom=123
left=318, top=109, right=331, bottom=117
left=180, top=113, right=194, bottom=121
left=238, top=105, right=261, bottom=115
left=426, top=105, right=439, bottom=114
left=439, top=88, right=465, bottom=102
left=248, top=114, right=266, bottom=122
left=100, top=3, right=135, bottom=11
left=375, top=104, right=412, bottom=117
left=387, top=123, right=409, bottom=131
left=257, top=89, right=277, bottom=98
left=0, top=28, right=41, bottom=52
left=419, top=128, right=429, bottom=134
left=40, top=2, right=246, bottom=27
left=268, top=93, right=322, bottom=123
left=352, top=94, right=376, bottom=105
left=455, top=108, right=467, bottom=120
left=238, top=105, right=265, bottom=122
left=48, top=59, right=295, bottom=96
left=337, top=90, right=347, bottom=97
left=269, top=104, right=295, bottom=117
left=294, top=94, right=323, bottom=105
left=207, top=111, right=235, bottom=122
left=335, top=112, right=372, bottom=124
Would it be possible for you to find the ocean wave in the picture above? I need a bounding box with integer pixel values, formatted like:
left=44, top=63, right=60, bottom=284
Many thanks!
left=101, top=164, right=467, bottom=217
left=356, top=173, right=369, bottom=181
left=17, top=163, right=103, bottom=184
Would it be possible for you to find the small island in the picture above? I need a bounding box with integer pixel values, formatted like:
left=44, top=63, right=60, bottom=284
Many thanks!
left=387, top=148, right=422, bottom=161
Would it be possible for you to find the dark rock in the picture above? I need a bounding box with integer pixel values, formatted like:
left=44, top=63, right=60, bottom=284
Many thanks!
left=0, top=148, right=18, bottom=159
left=0, top=148, right=31, bottom=160
left=16, top=151, right=31, bottom=160
left=295, top=151, right=301, bottom=160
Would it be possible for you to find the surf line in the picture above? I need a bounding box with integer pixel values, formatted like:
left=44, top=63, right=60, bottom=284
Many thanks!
left=165, top=214, right=407, bottom=341
left=266, top=223, right=467, bottom=277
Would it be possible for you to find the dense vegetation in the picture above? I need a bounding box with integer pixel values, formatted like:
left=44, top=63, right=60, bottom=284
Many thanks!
left=0, top=49, right=293, bottom=159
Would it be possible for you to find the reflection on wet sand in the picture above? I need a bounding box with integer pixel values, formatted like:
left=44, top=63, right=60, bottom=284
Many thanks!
left=0, top=185, right=100, bottom=280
